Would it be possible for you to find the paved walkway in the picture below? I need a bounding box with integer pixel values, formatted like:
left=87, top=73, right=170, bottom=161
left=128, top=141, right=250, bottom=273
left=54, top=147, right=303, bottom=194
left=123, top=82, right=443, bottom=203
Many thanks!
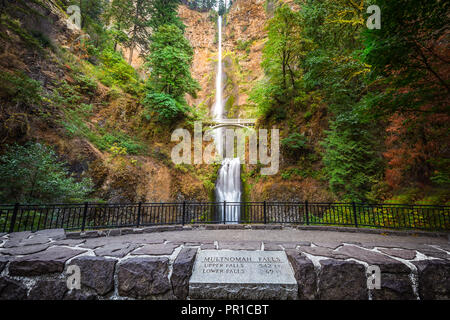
left=115, top=228, right=449, bottom=247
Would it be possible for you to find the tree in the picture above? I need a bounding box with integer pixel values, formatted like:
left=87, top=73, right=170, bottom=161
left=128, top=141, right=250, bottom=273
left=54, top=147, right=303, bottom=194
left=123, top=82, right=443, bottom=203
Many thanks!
left=363, top=0, right=449, bottom=114
left=143, top=24, right=200, bottom=123
left=295, top=0, right=382, bottom=201
left=104, top=0, right=134, bottom=51
left=146, top=24, right=199, bottom=98
left=148, top=0, right=185, bottom=32
left=263, top=4, right=307, bottom=94
left=127, top=0, right=153, bottom=63
left=0, top=143, right=93, bottom=204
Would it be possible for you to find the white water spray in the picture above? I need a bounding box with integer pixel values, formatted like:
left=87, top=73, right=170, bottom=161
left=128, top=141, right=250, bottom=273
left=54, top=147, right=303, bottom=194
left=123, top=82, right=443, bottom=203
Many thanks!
left=213, top=15, right=241, bottom=223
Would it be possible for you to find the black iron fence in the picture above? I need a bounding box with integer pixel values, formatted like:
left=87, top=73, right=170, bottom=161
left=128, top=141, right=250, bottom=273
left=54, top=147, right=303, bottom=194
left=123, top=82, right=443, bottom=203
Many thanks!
left=0, top=201, right=449, bottom=233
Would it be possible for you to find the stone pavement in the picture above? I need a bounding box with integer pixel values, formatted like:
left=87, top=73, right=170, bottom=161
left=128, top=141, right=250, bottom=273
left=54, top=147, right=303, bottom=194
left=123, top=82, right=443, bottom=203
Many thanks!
left=0, top=225, right=449, bottom=300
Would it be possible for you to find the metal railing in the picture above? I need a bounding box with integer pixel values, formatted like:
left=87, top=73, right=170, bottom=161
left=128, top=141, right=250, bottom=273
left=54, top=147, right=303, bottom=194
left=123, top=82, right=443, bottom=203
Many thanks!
left=0, top=201, right=449, bottom=233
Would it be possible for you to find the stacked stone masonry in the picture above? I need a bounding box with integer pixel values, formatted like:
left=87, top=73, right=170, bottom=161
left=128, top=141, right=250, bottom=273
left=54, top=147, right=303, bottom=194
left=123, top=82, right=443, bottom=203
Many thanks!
left=0, top=225, right=449, bottom=300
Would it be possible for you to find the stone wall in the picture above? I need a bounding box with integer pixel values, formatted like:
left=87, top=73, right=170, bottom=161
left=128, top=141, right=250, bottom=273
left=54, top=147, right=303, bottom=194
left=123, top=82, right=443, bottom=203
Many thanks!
left=0, top=226, right=449, bottom=300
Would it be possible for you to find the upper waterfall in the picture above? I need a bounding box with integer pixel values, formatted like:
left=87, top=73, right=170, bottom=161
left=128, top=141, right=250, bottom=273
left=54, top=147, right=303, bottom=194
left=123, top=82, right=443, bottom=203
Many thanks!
left=213, top=14, right=242, bottom=224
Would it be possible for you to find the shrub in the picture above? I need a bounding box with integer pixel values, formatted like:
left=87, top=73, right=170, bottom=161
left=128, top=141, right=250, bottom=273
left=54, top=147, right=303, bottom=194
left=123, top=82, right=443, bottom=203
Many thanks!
left=142, top=92, right=190, bottom=124
left=0, top=71, right=43, bottom=106
left=281, top=132, right=308, bottom=156
left=0, top=143, right=93, bottom=204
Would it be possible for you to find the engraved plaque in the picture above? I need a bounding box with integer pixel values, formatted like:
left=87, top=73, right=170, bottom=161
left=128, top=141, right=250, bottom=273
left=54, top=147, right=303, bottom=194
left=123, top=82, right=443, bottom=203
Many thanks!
left=189, top=250, right=298, bottom=299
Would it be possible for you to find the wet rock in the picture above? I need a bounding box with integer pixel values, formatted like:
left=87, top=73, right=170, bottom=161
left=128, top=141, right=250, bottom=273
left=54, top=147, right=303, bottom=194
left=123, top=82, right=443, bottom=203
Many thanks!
left=318, top=259, right=367, bottom=300
left=131, top=243, right=178, bottom=256
left=200, top=243, right=216, bottom=250
left=94, top=243, right=139, bottom=258
left=312, top=242, right=342, bottom=250
left=80, top=238, right=110, bottom=249
left=416, top=248, right=450, bottom=260
left=69, top=256, right=117, bottom=295
left=107, top=229, right=121, bottom=237
left=264, top=242, right=282, bottom=251
left=377, top=248, right=417, bottom=260
left=286, top=250, right=317, bottom=299
left=80, top=231, right=102, bottom=239
left=171, top=248, right=197, bottom=299
left=0, top=256, right=9, bottom=272
left=336, top=245, right=410, bottom=273
left=371, top=273, right=415, bottom=300
left=218, top=241, right=261, bottom=250
left=0, top=277, right=27, bottom=300
left=52, top=239, right=86, bottom=246
left=9, top=247, right=86, bottom=276
left=414, top=260, right=450, bottom=300
left=3, top=231, right=47, bottom=248
left=28, top=280, right=67, bottom=300
left=298, top=246, right=348, bottom=260
left=66, top=232, right=81, bottom=239
left=34, top=229, right=65, bottom=240
left=117, top=257, right=171, bottom=298
left=0, top=244, right=50, bottom=256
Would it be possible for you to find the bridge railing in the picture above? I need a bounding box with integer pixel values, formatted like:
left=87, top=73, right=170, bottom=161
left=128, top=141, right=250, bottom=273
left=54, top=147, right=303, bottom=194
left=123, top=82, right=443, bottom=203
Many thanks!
left=204, top=119, right=257, bottom=125
left=0, top=201, right=449, bottom=233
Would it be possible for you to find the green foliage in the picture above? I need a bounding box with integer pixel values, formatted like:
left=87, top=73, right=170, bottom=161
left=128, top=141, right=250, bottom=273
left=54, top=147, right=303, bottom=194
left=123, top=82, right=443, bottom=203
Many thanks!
left=322, top=115, right=381, bottom=202
left=97, top=49, right=139, bottom=93
left=309, top=204, right=449, bottom=231
left=142, top=92, right=190, bottom=124
left=0, top=143, right=93, bottom=204
left=146, top=24, right=199, bottom=98
left=143, top=22, right=199, bottom=124
left=236, top=39, right=253, bottom=52
left=281, top=132, right=308, bottom=155
left=362, top=0, right=449, bottom=114
left=250, top=3, right=312, bottom=119
left=147, top=0, right=185, bottom=32
left=72, top=73, right=98, bottom=96
left=0, top=71, right=43, bottom=107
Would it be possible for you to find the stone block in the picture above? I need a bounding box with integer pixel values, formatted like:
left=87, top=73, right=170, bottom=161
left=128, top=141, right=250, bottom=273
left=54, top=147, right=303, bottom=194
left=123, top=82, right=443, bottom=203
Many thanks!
left=318, top=259, right=367, bottom=300
left=28, top=280, right=67, bottom=300
left=285, top=250, right=317, bottom=299
left=69, top=256, right=117, bottom=295
left=117, top=257, right=171, bottom=298
left=171, top=248, right=197, bottom=299
left=9, top=247, right=86, bottom=276
left=414, top=260, right=450, bottom=300
left=0, top=277, right=27, bottom=300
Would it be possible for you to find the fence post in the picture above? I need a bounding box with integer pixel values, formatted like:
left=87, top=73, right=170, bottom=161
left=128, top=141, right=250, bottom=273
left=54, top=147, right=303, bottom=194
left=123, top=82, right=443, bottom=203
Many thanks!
left=352, top=201, right=358, bottom=228
left=9, top=203, right=20, bottom=233
left=305, top=200, right=309, bottom=225
left=223, top=201, right=226, bottom=224
left=182, top=201, right=186, bottom=226
left=81, top=202, right=88, bottom=232
left=136, top=202, right=142, bottom=227
left=263, top=201, right=267, bottom=224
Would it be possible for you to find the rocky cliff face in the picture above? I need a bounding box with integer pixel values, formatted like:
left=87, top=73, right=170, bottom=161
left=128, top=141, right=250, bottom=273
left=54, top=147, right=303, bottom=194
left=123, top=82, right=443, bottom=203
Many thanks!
left=221, top=0, right=268, bottom=118
left=178, top=6, right=216, bottom=109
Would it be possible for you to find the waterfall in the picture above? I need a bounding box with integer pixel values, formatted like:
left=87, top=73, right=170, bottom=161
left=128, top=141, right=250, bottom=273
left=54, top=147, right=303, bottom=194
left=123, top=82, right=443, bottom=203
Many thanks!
left=213, top=15, right=242, bottom=224
left=215, top=158, right=242, bottom=224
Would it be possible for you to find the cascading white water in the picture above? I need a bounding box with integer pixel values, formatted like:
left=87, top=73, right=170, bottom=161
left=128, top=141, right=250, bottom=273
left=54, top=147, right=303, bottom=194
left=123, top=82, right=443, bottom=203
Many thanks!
left=213, top=15, right=224, bottom=155
left=213, top=15, right=241, bottom=224
left=215, top=158, right=242, bottom=223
